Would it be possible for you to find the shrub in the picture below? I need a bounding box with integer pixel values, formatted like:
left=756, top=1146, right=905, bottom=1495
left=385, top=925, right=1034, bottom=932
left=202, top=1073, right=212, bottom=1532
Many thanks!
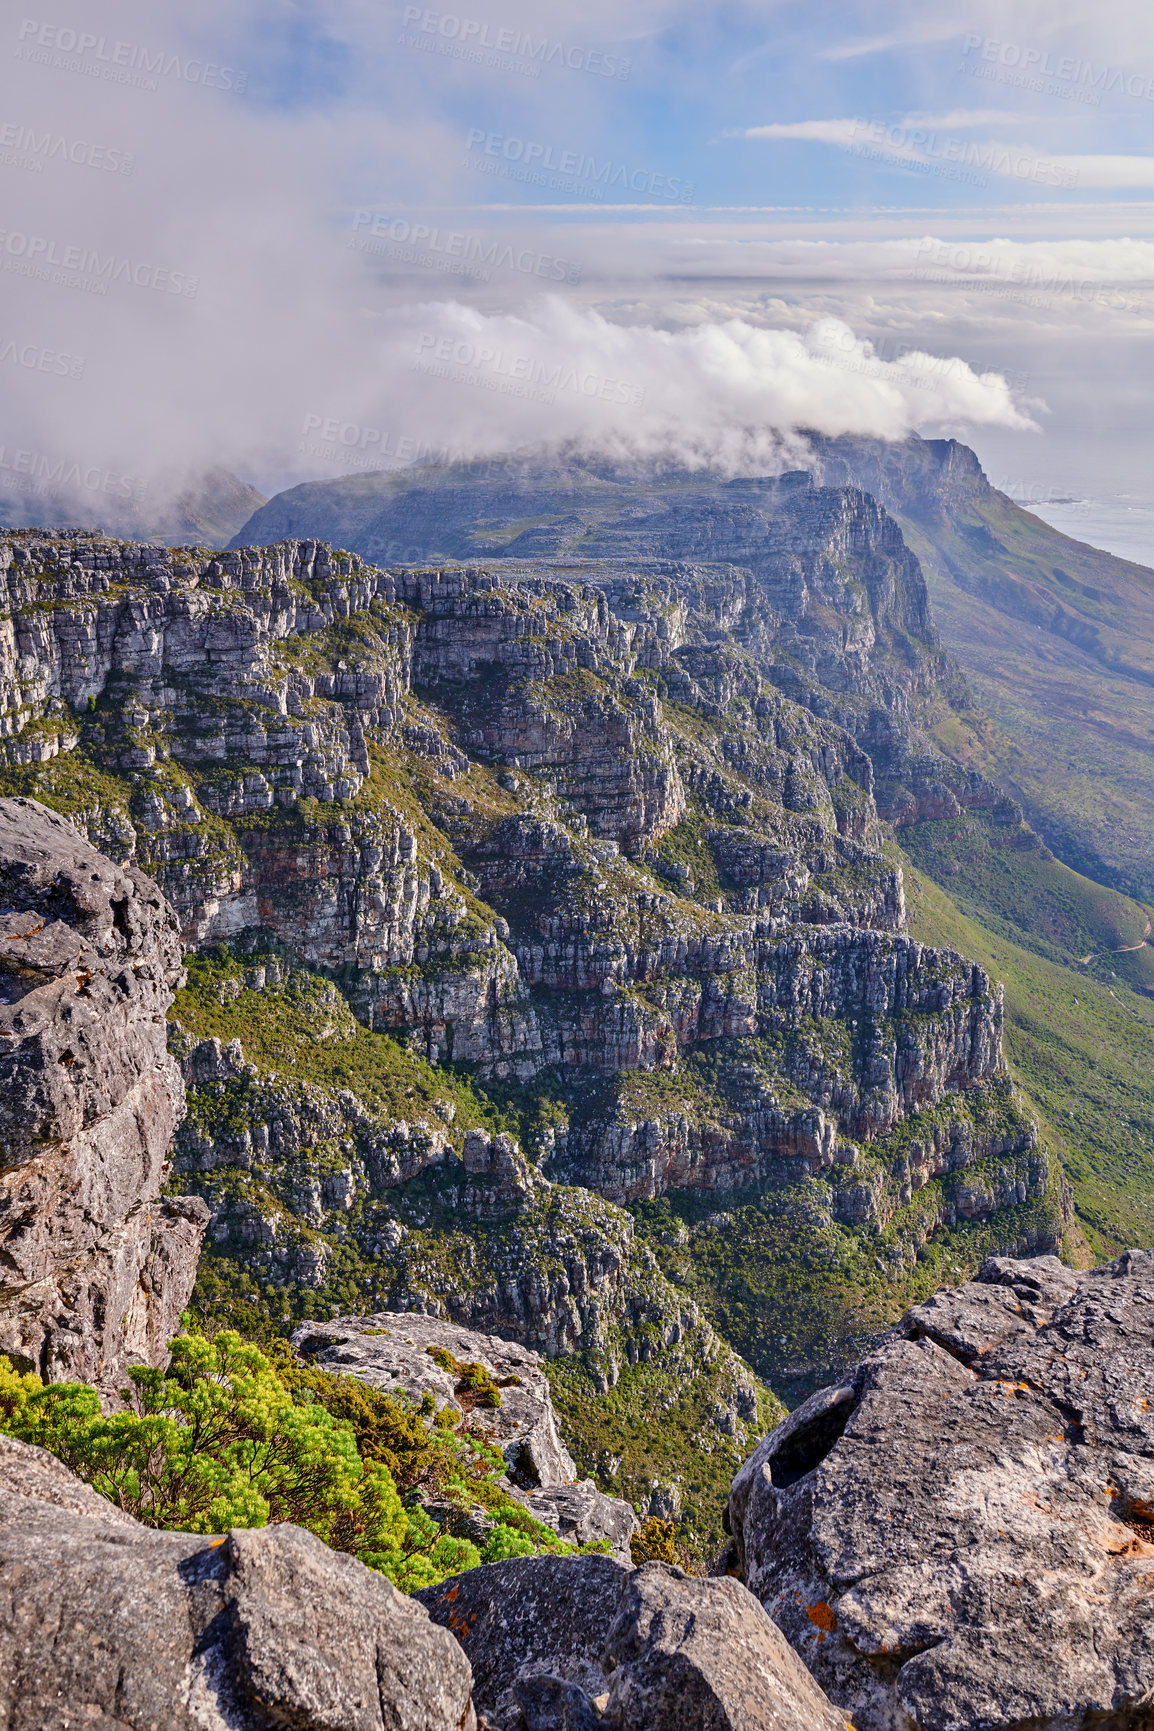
left=0, top=1328, right=588, bottom=1593
left=630, top=1516, right=678, bottom=1566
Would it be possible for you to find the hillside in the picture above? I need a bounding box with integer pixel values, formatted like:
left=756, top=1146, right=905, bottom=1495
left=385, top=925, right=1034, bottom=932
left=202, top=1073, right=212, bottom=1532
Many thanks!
left=0, top=520, right=1069, bottom=1514
left=233, top=439, right=1154, bottom=906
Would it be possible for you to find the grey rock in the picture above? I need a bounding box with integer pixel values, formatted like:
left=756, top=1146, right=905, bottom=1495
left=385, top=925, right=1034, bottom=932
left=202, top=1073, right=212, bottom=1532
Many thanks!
left=420, top=1554, right=846, bottom=1731
left=603, top=1562, right=849, bottom=1731
left=0, top=797, right=204, bottom=1387
left=513, top=1675, right=605, bottom=1731
left=729, top=1250, right=1154, bottom=1731
left=418, top=1554, right=630, bottom=1730
left=527, top=1479, right=638, bottom=1563
left=292, top=1311, right=577, bottom=1488
left=0, top=1431, right=475, bottom=1730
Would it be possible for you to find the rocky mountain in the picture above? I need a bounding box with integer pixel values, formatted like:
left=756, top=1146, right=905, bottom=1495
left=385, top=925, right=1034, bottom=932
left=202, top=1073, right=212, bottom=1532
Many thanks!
left=0, top=466, right=267, bottom=549
left=807, top=433, right=1154, bottom=915
left=0, top=513, right=1068, bottom=1536
left=0, top=797, right=207, bottom=1387
left=231, top=436, right=1154, bottom=915
left=729, top=1248, right=1154, bottom=1731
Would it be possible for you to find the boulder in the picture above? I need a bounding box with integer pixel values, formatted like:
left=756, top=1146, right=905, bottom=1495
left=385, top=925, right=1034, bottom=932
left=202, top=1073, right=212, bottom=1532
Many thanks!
left=418, top=1554, right=629, bottom=1729
left=0, top=1431, right=475, bottom=1730
left=418, top=1555, right=846, bottom=1730
left=729, top=1251, right=1154, bottom=1731
left=603, top=1562, right=849, bottom=1731
left=291, top=1312, right=578, bottom=1489
left=527, top=1479, right=638, bottom=1564
left=0, top=797, right=206, bottom=1387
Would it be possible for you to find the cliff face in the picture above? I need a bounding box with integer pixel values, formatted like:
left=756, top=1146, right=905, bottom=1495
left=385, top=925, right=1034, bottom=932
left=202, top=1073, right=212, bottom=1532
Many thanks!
left=0, top=516, right=1062, bottom=1437
left=0, top=797, right=206, bottom=1384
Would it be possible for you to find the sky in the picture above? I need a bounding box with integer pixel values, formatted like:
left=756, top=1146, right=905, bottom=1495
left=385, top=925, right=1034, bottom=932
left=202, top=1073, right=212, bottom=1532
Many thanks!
left=2, top=0, right=1153, bottom=546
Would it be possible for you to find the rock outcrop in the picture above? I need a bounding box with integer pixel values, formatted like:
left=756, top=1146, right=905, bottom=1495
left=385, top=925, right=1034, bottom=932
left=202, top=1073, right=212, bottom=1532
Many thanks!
left=728, top=1250, right=1154, bottom=1731
left=0, top=1430, right=475, bottom=1730
left=0, top=797, right=206, bottom=1386
left=291, top=1312, right=579, bottom=1489
left=0, top=520, right=1063, bottom=1421
left=291, top=1312, right=638, bottom=1558
left=418, top=1554, right=846, bottom=1731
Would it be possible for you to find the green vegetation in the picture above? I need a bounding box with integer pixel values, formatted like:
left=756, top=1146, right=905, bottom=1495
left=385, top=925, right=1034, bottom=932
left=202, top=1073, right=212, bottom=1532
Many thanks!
left=900, top=807, right=1151, bottom=981
left=172, top=945, right=501, bottom=1140
left=0, top=1328, right=595, bottom=1590
left=905, top=862, right=1154, bottom=1256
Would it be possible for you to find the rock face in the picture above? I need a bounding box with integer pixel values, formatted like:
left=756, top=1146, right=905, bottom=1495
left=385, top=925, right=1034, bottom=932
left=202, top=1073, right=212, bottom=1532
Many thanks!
left=0, top=517, right=1062, bottom=1413
left=291, top=1311, right=579, bottom=1489
left=0, top=797, right=206, bottom=1385
left=728, top=1250, right=1154, bottom=1731
left=0, top=1431, right=475, bottom=1730
left=291, top=1312, right=638, bottom=1559
left=418, top=1554, right=846, bottom=1731
left=603, top=1563, right=849, bottom=1731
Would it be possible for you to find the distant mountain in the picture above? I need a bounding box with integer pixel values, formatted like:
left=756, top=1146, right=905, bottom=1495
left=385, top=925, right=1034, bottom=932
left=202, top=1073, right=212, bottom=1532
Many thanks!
left=0, top=466, right=266, bottom=548
left=807, top=435, right=1154, bottom=905
left=232, top=439, right=1154, bottom=907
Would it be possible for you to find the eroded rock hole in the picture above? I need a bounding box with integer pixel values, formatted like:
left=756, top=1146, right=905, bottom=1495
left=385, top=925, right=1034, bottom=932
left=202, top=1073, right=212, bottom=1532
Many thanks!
left=769, top=1397, right=856, bottom=1488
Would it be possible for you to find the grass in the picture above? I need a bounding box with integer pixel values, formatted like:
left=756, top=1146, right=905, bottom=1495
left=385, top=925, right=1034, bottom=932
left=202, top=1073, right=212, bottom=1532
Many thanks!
left=904, top=862, right=1154, bottom=1256
left=171, top=945, right=501, bottom=1141
left=900, top=807, right=1151, bottom=972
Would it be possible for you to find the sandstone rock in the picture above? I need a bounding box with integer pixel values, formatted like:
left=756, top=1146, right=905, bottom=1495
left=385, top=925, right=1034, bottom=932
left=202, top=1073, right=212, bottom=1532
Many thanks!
left=527, top=1479, right=638, bottom=1563
left=729, top=1250, right=1154, bottom=1731
left=603, top=1562, right=849, bottom=1731
left=0, top=797, right=205, bottom=1386
left=419, top=1554, right=846, bottom=1731
left=291, top=1311, right=578, bottom=1488
left=0, top=1431, right=475, bottom=1730
left=417, top=1554, right=630, bottom=1729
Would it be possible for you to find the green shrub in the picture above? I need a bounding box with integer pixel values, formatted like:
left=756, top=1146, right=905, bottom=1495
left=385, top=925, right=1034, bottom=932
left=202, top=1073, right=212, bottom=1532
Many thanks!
left=0, top=1328, right=586, bottom=1593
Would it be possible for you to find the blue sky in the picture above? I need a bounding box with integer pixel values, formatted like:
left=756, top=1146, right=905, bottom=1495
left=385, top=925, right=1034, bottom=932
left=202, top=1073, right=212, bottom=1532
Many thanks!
left=2, top=0, right=1152, bottom=533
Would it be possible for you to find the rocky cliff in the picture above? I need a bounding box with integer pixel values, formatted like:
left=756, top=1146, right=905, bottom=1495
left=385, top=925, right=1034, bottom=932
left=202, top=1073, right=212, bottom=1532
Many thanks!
left=0, top=520, right=1063, bottom=1500
left=729, top=1249, right=1154, bottom=1731
left=0, top=797, right=207, bottom=1385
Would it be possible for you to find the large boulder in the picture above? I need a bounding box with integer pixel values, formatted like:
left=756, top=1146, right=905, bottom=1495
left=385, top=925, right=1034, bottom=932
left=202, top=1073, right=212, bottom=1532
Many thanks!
left=0, top=1430, right=475, bottom=1730
left=291, top=1312, right=577, bottom=1489
left=418, top=1555, right=846, bottom=1730
left=0, top=797, right=207, bottom=1387
left=419, top=1553, right=629, bottom=1728
left=603, top=1563, right=849, bottom=1731
left=728, top=1251, right=1154, bottom=1731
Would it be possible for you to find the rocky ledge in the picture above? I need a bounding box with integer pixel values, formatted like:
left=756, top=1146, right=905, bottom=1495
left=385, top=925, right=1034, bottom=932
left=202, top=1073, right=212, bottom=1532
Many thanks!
left=0, top=1431, right=474, bottom=1731
left=0, top=797, right=207, bottom=1386
left=293, top=1312, right=638, bottom=1559
left=728, top=1249, right=1154, bottom=1731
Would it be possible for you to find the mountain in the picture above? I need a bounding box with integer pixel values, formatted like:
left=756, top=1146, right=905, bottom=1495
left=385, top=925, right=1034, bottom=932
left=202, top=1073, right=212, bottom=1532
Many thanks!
left=0, top=516, right=1070, bottom=1539
left=0, top=465, right=267, bottom=548
left=232, top=439, right=1154, bottom=916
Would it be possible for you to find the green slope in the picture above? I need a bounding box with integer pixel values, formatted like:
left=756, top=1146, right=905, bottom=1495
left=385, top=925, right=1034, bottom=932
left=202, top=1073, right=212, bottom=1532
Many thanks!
left=905, top=861, right=1154, bottom=1257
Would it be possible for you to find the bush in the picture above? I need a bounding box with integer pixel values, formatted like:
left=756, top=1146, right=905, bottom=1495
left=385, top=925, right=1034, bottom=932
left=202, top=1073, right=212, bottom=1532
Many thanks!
left=630, top=1515, right=678, bottom=1566
left=0, top=1328, right=589, bottom=1593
